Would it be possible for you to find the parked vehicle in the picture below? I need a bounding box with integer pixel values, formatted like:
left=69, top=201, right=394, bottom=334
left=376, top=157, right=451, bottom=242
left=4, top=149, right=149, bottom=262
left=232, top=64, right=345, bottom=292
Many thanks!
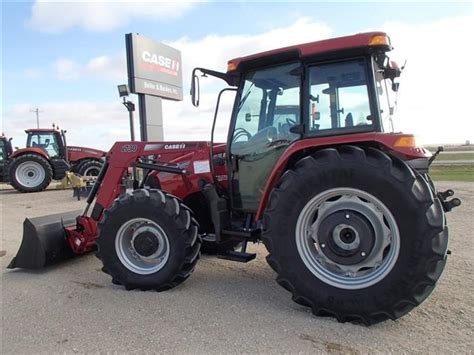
left=9, top=32, right=461, bottom=324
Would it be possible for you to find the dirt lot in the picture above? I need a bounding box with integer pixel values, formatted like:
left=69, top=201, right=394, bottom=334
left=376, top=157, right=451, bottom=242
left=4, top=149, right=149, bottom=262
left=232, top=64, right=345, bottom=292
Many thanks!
left=1, top=181, right=473, bottom=354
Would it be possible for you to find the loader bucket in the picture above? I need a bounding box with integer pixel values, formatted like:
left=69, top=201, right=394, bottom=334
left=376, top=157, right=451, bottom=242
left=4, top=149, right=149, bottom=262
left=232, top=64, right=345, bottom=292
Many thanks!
left=7, top=210, right=82, bottom=269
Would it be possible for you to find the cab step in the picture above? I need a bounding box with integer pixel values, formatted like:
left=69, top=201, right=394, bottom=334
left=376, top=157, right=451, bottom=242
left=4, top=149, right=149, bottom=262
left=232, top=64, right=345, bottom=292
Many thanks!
left=218, top=250, right=256, bottom=263
left=217, top=239, right=256, bottom=263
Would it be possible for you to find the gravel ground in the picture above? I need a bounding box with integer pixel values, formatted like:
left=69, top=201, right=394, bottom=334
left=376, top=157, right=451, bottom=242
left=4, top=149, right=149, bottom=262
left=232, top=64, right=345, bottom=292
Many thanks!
left=0, top=181, right=473, bottom=354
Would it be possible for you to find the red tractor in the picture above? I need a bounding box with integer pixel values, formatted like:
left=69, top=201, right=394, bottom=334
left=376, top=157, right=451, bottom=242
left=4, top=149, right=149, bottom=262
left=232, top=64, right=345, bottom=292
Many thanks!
left=9, top=32, right=460, bottom=324
left=1, top=126, right=105, bottom=192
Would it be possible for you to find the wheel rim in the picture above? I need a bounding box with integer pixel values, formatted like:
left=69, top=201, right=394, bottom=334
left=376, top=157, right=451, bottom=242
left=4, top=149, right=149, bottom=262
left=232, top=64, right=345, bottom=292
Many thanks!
left=295, top=187, right=400, bottom=290
left=83, top=166, right=100, bottom=176
left=15, top=161, right=46, bottom=188
left=115, top=218, right=170, bottom=275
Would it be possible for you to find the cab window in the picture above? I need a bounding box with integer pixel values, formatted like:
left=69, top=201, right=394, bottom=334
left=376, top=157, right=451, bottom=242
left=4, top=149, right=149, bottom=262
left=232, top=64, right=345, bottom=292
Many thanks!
left=308, top=59, right=373, bottom=133
left=28, top=133, right=60, bottom=157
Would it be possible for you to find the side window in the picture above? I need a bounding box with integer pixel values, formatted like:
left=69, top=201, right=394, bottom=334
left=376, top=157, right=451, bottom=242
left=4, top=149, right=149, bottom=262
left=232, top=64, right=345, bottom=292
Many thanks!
left=308, top=60, right=373, bottom=133
left=231, top=63, right=300, bottom=156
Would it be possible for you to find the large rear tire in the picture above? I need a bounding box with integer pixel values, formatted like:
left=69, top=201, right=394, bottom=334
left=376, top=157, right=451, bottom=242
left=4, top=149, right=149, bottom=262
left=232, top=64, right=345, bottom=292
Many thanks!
left=77, top=160, right=102, bottom=176
left=97, top=189, right=201, bottom=291
left=262, top=146, right=447, bottom=325
left=9, top=154, right=52, bottom=192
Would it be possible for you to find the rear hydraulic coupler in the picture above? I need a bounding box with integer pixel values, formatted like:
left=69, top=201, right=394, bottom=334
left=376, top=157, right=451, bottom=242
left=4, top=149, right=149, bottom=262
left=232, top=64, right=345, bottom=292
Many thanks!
left=437, top=189, right=461, bottom=212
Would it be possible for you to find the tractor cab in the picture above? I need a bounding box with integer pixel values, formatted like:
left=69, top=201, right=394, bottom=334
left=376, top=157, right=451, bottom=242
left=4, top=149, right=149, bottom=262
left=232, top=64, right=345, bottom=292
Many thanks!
left=192, top=32, right=402, bottom=211
left=0, top=134, right=13, bottom=162
left=25, top=127, right=67, bottom=161
left=0, top=134, right=13, bottom=182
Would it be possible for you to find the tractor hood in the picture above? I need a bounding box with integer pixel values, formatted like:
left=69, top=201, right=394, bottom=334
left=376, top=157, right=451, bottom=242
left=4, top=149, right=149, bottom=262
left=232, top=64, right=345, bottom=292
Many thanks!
left=67, top=146, right=106, bottom=161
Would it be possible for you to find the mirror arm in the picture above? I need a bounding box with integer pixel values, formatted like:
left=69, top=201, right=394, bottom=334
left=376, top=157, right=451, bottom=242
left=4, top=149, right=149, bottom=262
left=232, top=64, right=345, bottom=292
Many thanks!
left=193, top=67, right=238, bottom=86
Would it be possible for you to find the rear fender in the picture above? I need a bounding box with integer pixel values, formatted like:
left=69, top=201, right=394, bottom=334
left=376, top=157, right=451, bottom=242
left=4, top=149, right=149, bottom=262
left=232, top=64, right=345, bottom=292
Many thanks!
left=10, top=147, right=49, bottom=160
left=255, top=132, right=428, bottom=220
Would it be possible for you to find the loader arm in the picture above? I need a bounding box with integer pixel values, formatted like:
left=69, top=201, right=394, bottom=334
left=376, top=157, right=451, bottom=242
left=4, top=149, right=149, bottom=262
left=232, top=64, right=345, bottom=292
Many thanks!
left=65, top=141, right=213, bottom=255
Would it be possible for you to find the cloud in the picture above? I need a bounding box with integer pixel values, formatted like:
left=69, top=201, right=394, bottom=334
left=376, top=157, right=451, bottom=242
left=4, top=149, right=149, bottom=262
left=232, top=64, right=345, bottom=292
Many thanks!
left=28, top=0, right=198, bottom=33
left=85, top=55, right=126, bottom=81
left=2, top=101, right=129, bottom=150
left=53, top=54, right=126, bottom=82
left=377, top=15, right=473, bottom=144
left=54, top=59, right=81, bottom=80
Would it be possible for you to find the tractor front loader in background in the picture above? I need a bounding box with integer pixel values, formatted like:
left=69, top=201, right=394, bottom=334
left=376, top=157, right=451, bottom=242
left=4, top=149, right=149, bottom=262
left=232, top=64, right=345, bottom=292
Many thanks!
left=8, top=32, right=461, bottom=325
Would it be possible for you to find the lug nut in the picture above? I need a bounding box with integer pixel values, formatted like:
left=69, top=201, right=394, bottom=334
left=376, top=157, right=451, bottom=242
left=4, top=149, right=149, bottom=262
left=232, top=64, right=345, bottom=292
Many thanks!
left=321, top=243, right=326, bottom=248
left=345, top=214, right=350, bottom=219
left=361, top=251, right=366, bottom=257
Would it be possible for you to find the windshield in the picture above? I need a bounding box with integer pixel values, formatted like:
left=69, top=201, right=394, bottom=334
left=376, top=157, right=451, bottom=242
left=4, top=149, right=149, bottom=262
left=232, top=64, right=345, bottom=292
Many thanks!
left=375, top=63, right=398, bottom=133
left=27, top=133, right=60, bottom=157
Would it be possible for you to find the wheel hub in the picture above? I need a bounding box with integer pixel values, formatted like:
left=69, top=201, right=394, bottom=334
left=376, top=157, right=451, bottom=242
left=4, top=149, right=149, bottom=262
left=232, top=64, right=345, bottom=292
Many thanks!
left=318, top=211, right=375, bottom=264
left=115, top=218, right=170, bottom=275
left=296, top=188, right=400, bottom=289
left=132, top=231, right=160, bottom=257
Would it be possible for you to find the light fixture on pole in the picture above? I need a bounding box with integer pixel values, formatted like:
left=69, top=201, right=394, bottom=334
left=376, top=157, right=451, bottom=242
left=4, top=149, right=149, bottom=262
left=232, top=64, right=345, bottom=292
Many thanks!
left=117, top=84, right=136, bottom=141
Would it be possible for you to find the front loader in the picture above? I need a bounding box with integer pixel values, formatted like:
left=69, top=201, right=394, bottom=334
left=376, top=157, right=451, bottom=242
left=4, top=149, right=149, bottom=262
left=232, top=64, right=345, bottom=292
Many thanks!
left=8, top=32, right=461, bottom=324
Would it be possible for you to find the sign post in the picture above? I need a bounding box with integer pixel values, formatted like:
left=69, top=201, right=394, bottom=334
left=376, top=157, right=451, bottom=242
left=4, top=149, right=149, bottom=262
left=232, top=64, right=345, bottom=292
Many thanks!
left=125, top=33, right=183, bottom=141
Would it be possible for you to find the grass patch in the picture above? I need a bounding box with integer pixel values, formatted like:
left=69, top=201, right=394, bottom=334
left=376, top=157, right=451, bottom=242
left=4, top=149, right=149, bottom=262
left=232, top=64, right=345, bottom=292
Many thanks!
left=436, top=152, right=474, bottom=161
left=430, top=165, right=474, bottom=182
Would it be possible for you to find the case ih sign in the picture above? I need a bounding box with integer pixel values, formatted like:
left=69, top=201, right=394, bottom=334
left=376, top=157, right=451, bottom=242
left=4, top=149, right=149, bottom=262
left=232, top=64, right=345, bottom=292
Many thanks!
left=126, top=33, right=183, bottom=101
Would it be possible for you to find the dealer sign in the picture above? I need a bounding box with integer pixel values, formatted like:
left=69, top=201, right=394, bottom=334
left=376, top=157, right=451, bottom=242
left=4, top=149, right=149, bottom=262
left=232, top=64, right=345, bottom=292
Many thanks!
left=126, top=33, right=183, bottom=101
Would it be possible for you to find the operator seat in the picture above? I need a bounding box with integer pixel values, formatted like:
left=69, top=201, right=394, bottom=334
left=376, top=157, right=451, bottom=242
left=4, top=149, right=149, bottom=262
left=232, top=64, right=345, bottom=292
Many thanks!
left=345, top=113, right=354, bottom=127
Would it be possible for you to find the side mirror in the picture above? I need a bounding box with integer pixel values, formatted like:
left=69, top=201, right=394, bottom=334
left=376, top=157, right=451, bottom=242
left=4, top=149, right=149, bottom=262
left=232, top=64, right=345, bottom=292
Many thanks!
left=191, top=73, right=200, bottom=107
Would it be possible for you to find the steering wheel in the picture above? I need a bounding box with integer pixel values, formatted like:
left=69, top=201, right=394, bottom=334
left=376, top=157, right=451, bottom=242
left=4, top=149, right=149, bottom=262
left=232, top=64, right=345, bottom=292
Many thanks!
left=232, top=127, right=252, bottom=143
left=286, top=117, right=297, bottom=126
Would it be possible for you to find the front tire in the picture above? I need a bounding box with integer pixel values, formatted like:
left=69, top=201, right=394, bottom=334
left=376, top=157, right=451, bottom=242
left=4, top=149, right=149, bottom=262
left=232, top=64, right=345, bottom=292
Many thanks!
left=262, top=146, right=447, bottom=325
left=97, top=189, right=201, bottom=291
left=9, top=154, right=52, bottom=192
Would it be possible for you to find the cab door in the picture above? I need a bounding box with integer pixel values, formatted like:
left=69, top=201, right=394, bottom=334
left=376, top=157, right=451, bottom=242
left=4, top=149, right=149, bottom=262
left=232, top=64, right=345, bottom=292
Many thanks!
left=229, top=63, right=301, bottom=211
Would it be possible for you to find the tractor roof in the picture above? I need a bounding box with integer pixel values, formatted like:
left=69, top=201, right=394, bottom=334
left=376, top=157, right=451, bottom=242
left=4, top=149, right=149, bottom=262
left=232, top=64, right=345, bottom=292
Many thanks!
left=24, top=128, right=59, bottom=133
left=227, top=31, right=391, bottom=73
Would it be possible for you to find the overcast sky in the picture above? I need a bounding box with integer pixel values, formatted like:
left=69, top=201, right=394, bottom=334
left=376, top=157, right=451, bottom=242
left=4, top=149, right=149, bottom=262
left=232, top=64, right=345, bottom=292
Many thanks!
left=2, top=1, right=473, bottom=150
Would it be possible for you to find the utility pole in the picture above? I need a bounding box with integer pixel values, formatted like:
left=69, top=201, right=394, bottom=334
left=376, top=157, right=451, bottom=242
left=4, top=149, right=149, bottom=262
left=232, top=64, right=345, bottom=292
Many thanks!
left=30, top=108, right=43, bottom=128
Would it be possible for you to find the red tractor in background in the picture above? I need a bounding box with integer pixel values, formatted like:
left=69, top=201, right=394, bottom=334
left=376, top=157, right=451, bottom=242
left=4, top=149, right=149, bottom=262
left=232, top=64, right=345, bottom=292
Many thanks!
left=0, top=125, right=105, bottom=192
left=9, top=32, right=461, bottom=325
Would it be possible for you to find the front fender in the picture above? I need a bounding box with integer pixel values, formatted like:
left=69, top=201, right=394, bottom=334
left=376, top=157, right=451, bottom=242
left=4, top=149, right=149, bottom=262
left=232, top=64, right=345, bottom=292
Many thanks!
left=255, top=132, right=428, bottom=220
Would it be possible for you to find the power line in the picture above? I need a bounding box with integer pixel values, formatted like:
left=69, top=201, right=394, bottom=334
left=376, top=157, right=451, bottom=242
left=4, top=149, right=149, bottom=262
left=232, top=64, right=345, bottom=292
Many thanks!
left=30, top=108, right=43, bottom=128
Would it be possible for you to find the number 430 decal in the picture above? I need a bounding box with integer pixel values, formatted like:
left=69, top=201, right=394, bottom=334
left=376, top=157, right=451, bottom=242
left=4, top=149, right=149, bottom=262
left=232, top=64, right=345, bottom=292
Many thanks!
left=121, top=144, right=138, bottom=153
